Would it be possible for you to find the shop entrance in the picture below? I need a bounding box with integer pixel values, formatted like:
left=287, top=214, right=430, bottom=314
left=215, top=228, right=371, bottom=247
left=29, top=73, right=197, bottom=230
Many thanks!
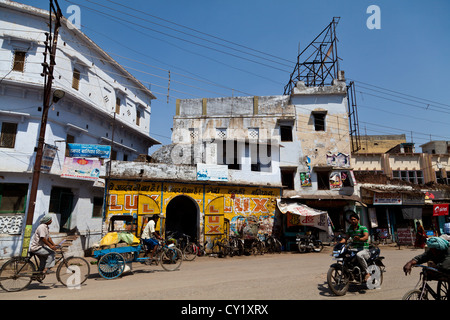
left=165, top=195, right=199, bottom=241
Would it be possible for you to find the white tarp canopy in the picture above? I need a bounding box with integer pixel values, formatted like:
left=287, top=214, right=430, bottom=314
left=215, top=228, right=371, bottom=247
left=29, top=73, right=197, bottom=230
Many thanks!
left=277, top=200, right=334, bottom=236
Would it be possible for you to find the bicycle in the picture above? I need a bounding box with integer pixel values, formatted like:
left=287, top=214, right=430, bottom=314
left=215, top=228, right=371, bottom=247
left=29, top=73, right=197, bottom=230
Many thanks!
left=229, top=235, right=245, bottom=256
left=250, top=238, right=265, bottom=256
left=0, top=247, right=90, bottom=292
left=141, top=239, right=183, bottom=271
left=168, top=232, right=198, bottom=261
left=402, top=265, right=449, bottom=300
left=210, top=237, right=231, bottom=258
left=263, top=234, right=282, bottom=254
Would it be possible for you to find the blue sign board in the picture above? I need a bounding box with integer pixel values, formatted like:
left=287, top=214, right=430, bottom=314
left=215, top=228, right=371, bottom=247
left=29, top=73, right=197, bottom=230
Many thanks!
left=68, top=143, right=111, bottom=159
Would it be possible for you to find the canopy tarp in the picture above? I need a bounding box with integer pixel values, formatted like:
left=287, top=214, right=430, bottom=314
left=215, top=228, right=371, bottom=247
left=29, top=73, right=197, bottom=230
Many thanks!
left=277, top=200, right=334, bottom=236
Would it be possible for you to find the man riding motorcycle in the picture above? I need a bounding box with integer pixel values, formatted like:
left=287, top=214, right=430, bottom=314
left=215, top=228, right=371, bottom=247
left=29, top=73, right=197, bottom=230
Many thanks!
left=340, top=213, right=371, bottom=282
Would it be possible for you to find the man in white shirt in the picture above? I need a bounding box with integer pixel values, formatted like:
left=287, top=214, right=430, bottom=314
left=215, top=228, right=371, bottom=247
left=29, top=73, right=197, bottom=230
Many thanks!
left=141, top=215, right=162, bottom=261
left=29, top=214, right=58, bottom=273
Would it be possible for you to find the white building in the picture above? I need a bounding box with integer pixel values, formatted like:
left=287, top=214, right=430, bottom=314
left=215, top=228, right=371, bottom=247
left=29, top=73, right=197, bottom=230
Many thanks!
left=0, top=1, right=159, bottom=257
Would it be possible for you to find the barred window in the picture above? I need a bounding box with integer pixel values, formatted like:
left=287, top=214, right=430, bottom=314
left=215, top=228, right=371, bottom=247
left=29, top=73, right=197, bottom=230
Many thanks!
left=0, top=183, right=28, bottom=214
left=12, top=51, right=26, bottom=72
left=0, top=122, right=18, bottom=148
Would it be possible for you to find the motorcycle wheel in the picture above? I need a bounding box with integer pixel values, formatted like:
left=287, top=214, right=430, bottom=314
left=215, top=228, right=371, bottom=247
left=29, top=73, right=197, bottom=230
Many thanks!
left=327, top=266, right=350, bottom=296
left=312, top=241, right=323, bottom=252
left=298, top=240, right=307, bottom=253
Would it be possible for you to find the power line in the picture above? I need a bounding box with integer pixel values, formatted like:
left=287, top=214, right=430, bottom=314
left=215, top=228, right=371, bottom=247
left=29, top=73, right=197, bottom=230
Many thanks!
left=63, top=0, right=291, bottom=73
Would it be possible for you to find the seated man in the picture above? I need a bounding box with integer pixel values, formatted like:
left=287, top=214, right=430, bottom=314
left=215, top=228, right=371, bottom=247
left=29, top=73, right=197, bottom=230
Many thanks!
left=340, top=213, right=371, bottom=281
left=141, top=215, right=162, bottom=261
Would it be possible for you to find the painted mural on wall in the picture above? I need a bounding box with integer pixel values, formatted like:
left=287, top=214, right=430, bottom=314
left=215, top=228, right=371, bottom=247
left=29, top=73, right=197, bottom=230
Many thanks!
left=326, top=152, right=350, bottom=167
left=105, top=181, right=280, bottom=240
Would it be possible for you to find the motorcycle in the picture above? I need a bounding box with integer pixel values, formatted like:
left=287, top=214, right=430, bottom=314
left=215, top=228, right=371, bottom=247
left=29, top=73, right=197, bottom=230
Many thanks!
left=327, top=237, right=386, bottom=296
left=296, top=232, right=323, bottom=253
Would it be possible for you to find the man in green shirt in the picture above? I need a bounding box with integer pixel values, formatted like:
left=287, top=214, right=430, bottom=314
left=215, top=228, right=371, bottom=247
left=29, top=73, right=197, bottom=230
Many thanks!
left=341, top=213, right=371, bottom=281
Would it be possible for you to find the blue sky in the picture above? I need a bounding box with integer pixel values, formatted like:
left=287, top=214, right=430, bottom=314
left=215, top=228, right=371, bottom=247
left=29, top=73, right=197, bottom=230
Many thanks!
left=14, top=0, right=450, bottom=153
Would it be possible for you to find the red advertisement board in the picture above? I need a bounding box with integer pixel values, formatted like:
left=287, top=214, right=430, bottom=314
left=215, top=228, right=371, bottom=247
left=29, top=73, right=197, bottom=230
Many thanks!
left=433, top=204, right=449, bottom=216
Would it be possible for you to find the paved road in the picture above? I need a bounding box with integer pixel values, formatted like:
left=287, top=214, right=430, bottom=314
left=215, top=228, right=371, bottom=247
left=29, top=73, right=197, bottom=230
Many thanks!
left=0, top=245, right=430, bottom=301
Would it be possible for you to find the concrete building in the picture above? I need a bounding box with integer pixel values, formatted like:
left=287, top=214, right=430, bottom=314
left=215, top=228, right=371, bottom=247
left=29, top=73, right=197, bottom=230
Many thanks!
left=106, top=76, right=359, bottom=249
left=0, top=1, right=159, bottom=257
left=351, top=139, right=450, bottom=243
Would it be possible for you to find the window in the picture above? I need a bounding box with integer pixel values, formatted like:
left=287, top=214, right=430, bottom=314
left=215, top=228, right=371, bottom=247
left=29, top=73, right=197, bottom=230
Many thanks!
left=436, top=171, right=449, bottom=185
left=281, top=168, right=295, bottom=190
left=280, top=125, right=293, bottom=142
left=317, top=171, right=331, bottom=190
left=0, top=122, right=18, bottom=148
left=115, top=97, right=121, bottom=115
left=136, top=109, right=141, bottom=126
left=72, top=68, right=81, bottom=90
left=222, top=140, right=240, bottom=170
left=392, top=170, right=424, bottom=184
left=12, top=51, right=26, bottom=72
left=0, top=183, right=28, bottom=214
left=251, top=143, right=271, bottom=172
left=65, top=134, right=75, bottom=157
left=312, top=112, right=326, bottom=131
left=92, top=197, right=103, bottom=218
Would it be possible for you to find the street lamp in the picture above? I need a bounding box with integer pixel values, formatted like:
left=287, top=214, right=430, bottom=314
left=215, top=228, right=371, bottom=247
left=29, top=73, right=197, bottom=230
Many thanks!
left=52, top=89, right=65, bottom=103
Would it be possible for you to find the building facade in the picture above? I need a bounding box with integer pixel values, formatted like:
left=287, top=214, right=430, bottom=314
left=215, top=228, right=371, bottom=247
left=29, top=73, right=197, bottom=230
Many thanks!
left=352, top=136, right=450, bottom=244
left=106, top=77, right=359, bottom=249
left=0, top=1, right=159, bottom=257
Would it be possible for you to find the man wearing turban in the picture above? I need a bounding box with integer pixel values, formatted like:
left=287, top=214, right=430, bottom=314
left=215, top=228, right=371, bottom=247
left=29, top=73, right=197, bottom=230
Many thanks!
left=403, top=236, right=450, bottom=275
left=29, top=214, right=58, bottom=273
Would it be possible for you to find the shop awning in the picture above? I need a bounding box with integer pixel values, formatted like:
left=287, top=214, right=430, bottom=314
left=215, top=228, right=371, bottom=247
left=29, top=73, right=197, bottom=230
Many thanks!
left=277, top=200, right=334, bottom=236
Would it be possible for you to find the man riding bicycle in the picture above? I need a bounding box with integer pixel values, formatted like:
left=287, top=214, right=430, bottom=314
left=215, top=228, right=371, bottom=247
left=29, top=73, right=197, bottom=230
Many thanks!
left=403, top=236, right=450, bottom=275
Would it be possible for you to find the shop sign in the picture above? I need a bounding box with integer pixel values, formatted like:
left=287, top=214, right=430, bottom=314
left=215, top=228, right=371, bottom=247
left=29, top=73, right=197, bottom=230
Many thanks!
left=433, top=204, right=449, bottom=216
left=41, top=144, right=58, bottom=173
left=402, top=193, right=425, bottom=205
left=61, top=157, right=101, bottom=180
left=67, top=143, right=111, bottom=158
left=197, top=163, right=228, bottom=182
left=397, top=228, right=414, bottom=245
left=373, top=192, right=402, bottom=205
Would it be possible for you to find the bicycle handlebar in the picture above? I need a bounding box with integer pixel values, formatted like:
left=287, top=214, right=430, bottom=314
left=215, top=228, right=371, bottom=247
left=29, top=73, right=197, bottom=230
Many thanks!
left=414, top=264, right=440, bottom=273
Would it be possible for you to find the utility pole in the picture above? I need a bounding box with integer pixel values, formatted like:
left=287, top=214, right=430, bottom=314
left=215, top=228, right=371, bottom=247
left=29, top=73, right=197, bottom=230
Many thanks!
left=21, top=0, right=63, bottom=257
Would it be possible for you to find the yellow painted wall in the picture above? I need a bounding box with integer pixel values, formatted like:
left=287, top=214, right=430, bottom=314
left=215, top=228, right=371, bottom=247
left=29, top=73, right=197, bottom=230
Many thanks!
left=105, top=180, right=280, bottom=241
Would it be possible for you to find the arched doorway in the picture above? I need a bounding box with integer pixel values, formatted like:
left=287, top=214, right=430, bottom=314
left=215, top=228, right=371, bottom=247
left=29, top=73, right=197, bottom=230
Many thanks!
left=165, top=195, right=199, bottom=241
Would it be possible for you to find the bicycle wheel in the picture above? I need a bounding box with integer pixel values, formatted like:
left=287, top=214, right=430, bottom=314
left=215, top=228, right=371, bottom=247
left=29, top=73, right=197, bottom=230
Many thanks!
left=183, top=243, right=197, bottom=261
left=98, top=252, right=125, bottom=279
left=251, top=241, right=263, bottom=256
left=0, top=257, right=36, bottom=292
left=160, top=247, right=183, bottom=271
left=437, top=280, right=449, bottom=300
left=402, top=289, right=429, bottom=300
left=219, top=239, right=231, bottom=257
left=56, top=256, right=91, bottom=287
left=273, top=239, right=282, bottom=253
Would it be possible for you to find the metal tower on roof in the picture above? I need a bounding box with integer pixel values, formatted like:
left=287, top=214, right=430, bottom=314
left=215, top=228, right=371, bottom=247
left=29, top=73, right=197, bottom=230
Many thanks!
left=284, top=17, right=341, bottom=95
